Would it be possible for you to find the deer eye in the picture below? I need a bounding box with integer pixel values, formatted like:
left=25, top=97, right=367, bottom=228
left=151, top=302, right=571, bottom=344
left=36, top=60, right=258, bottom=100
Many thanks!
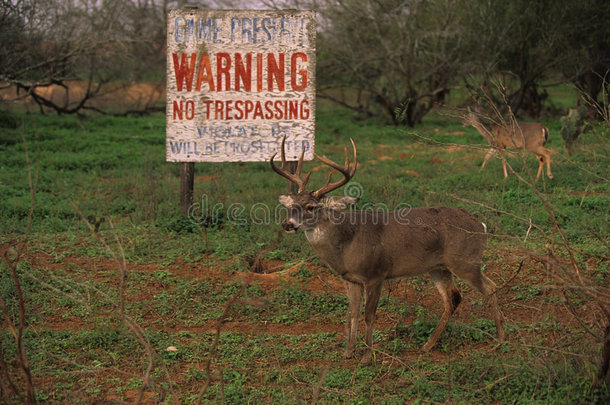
left=305, top=205, right=316, bottom=212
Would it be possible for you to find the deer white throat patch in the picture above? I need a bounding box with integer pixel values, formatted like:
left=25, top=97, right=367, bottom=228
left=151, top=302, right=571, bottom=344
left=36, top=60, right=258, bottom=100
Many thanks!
left=305, top=227, right=327, bottom=244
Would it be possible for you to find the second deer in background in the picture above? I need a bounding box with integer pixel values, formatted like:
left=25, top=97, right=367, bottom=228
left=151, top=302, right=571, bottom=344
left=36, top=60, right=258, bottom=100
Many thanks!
left=462, top=109, right=555, bottom=180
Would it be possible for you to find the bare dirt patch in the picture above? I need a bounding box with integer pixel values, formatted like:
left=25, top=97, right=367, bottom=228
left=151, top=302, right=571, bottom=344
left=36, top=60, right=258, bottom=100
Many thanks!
left=19, top=244, right=590, bottom=335
left=194, top=175, right=219, bottom=183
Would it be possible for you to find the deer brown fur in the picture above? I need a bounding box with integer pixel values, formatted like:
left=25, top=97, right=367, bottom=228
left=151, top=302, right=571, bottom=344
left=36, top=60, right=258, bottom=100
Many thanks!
left=271, top=137, right=505, bottom=364
left=462, top=109, right=554, bottom=180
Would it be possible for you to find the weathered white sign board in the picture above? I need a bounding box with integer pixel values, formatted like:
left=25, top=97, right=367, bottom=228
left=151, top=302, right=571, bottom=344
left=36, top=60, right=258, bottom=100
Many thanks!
left=166, top=9, right=316, bottom=162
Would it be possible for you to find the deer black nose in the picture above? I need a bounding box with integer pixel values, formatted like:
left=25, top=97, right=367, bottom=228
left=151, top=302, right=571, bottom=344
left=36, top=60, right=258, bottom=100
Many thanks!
left=282, top=221, right=297, bottom=232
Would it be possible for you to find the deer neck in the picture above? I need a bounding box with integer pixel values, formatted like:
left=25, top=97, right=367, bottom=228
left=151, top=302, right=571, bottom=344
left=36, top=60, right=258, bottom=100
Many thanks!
left=304, top=210, right=356, bottom=257
left=471, top=120, right=496, bottom=145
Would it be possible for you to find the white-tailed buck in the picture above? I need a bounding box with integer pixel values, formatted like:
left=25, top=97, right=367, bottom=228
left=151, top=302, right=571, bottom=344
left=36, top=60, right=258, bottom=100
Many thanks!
left=270, top=137, right=505, bottom=364
left=462, top=109, right=554, bottom=180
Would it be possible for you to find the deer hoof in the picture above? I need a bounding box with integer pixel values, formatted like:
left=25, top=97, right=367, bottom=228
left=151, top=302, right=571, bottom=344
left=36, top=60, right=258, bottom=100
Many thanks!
left=343, top=351, right=354, bottom=360
left=489, top=342, right=504, bottom=352
left=360, top=353, right=372, bottom=365
left=419, top=343, right=434, bottom=353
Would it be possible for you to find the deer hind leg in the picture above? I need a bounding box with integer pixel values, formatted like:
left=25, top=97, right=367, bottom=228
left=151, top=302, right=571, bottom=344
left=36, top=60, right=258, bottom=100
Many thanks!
left=536, top=155, right=545, bottom=181
left=344, top=281, right=363, bottom=359
left=361, top=278, right=384, bottom=364
left=543, top=149, right=553, bottom=179
left=458, top=269, right=505, bottom=343
left=535, top=149, right=554, bottom=180
left=421, top=269, right=461, bottom=352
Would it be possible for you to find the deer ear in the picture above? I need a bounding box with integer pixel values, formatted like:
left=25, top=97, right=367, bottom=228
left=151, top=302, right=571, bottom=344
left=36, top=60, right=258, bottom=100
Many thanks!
left=278, top=195, right=295, bottom=208
left=322, top=196, right=359, bottom=210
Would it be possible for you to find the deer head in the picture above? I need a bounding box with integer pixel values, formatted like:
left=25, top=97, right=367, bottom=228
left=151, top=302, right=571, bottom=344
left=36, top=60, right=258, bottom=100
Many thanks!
left=270, top=136, right=358, bottom=233
left=461, top=108, right=479, bottom=127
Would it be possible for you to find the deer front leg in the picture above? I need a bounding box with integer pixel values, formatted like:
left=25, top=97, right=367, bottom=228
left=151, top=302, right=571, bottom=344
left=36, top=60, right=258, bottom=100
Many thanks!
left=344, top=281, right=363, bottom=359
left=361, top=279, right=384, bottom=364
left=544, top=149, right=553, bottom=179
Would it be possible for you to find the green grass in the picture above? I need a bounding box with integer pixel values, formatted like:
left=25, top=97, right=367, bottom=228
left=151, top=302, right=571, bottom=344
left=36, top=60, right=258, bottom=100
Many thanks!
left=2, top=327, right=604, bottom=403
left=0, top=107, right=607, bottom=255
left=1, top=324, right=604, bottom=403
left=0, top=103, right=609, bottom=403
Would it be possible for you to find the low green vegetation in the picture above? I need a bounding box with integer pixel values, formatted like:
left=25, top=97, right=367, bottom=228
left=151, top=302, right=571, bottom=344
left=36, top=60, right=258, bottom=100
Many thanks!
left=0, top=101, right=608, bottom=403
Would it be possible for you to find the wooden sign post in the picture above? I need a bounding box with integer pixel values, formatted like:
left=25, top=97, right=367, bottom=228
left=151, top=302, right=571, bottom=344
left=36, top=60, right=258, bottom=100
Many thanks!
left=179, top=162, right=195, bottom=217
left=166, top=9, right=316, bottom=216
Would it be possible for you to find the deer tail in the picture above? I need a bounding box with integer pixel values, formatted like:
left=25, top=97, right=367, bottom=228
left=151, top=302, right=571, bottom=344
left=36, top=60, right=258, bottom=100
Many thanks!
left=542, top=127, right=549, bottom=145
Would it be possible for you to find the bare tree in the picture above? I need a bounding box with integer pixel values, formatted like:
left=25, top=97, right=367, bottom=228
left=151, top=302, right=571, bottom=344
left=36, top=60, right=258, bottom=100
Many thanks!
left=460, top=0, right=567, bottom=117
left=0, top=0, right=176, bottom=115
left=558, top=0, right=610, bottom=119
left=315, top=0, right=470, bottom=126
left=0, top=126, right=38, bottom=403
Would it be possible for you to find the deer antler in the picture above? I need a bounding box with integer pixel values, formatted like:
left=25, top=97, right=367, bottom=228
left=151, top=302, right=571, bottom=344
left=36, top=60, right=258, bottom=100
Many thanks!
left=269, top=136, right=311, bottom=193
left=312, top=138, right=357, bottom=198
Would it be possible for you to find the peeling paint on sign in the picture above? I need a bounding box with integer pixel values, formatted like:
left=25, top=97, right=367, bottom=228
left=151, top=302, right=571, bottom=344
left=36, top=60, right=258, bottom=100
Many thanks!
left=166, top=10, right=316, bottom=162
